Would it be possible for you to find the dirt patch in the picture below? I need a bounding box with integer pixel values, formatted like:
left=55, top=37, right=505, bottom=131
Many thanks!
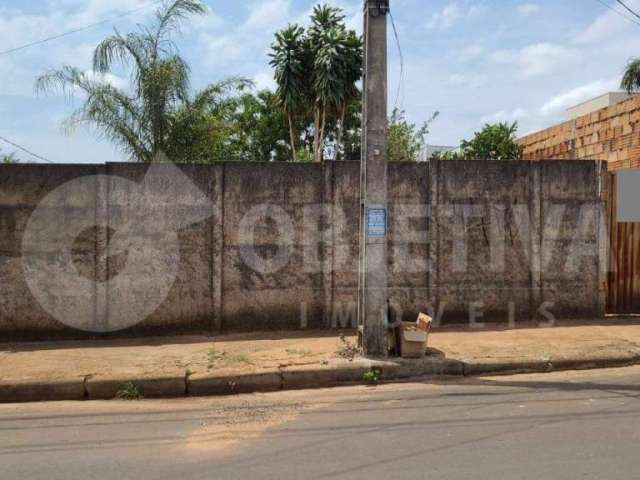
left=0, top=331, right=358, bottom=383
left=185, top=398, right=308, bottom=455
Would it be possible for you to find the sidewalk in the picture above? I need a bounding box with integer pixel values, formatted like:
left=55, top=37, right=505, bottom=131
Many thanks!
left=3, top=320, right=640, bottom=402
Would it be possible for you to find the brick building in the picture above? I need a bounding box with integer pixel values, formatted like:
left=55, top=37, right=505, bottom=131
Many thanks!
left=518, top=93, right=640, bottom=171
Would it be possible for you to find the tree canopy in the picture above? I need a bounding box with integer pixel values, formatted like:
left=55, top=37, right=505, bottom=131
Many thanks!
left=434, top=122, right=523, bottom=161
left=36, top=0, right=249, bottom=163
left=622, top=58, right=640, bottom=94
left=270, top=4, right=363, bottom=162
left=32, top=1, right=444, bottom=165
left=387, top=109, right=439, bottom=162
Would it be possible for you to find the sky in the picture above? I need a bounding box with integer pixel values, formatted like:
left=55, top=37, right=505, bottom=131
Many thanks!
left=0, top=0, right=639, bottom=163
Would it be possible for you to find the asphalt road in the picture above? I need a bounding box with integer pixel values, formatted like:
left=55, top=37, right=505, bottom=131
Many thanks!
left=2, top=367, right=640, bottom=479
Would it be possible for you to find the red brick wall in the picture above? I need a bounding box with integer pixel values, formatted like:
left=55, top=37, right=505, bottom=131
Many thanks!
left=518, top=96, right=640, bottom=171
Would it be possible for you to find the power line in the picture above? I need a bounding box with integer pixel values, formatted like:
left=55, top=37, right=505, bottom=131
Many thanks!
left=593, top=0, right=640, bottom=27
left=388, top=10, right=405, bottom=110
left=616, top=0, right=640, bottom=20
left=0, top=0, right=163, bottom=57
left=0, top=135, right=55, bottom=163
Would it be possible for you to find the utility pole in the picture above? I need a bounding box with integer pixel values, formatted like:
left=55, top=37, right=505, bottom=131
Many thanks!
left=358, top=0, right=389, bottom=357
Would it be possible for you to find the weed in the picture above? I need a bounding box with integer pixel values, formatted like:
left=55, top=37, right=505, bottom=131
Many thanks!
left=286, top=348, right=314, bottom=357
left=229, top=353, right=252, bottom=364
left=207, top=347, right=225, bottom=369
left=207, top=347, right=252, bottom=370
left=363, top=367, right=381, bottom=384
left=115, top=382, right=143, bottom=400
left=336, top=334, right=360, bottom=361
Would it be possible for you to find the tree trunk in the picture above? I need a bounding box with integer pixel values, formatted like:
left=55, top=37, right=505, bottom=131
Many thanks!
left=335, top=102, right=346, bottom=161
left=313, top=106, right=321, bottom=163
left=288, top=113, right=297, bottom=162
left=317, top=106, right=326, bottom=163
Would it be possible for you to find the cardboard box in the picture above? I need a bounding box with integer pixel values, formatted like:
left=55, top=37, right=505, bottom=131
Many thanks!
left=417, top=313, right=432, bottom=332
left=400, top=322, right=427, bottom=359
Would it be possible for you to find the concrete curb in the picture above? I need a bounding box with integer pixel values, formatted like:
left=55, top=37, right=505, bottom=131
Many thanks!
left=0, top=379, right=85, bottom=403
left=188, top=372, right=282, bottom=396
left=85, top=375, right=187, bottom=400
left=462, top=360, right=553, bottom=376
left=281, top=365, right=369, bottom=390
left=3, top=354, right=640, bottom=403
left=386, top=358, right=465, bottom=379
left=460, top=354, right=640, bottom=377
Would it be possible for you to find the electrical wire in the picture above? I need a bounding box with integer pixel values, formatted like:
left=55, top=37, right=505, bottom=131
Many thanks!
left=0, top=135, right=55, bottom=163
left=616, top=0, right=640, bottom=20
left=388, top=10, right=405, bottom=110
left=593, top=0, right=640, bottom=27
left=0, top=0, right=163, bottom=57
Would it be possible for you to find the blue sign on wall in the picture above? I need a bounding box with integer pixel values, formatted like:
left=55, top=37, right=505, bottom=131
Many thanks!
left=367, top=208, right=387, bottom=237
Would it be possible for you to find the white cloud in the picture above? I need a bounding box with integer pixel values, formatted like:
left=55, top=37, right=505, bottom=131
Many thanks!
left=518, top=3, right=540, bottom=15
left=427, top=3, right=462, bottom=30
left=0, top=13, right=59, bottom=52
left=253, top=70, right=276, bottom=91
left=42, top=70, right=128, bottom=100
left=490, top=43, right=580, bottom=77
left=244, top=0, right=292, bottom=32
left=199, top=35, right=246, bottom=66
left=480, top=108, right=529, bottom=124
left=0, top=54, right=32, bottom=96
left=41, top=0, right=153, bottom=32
left=54, top=42, right=96, bottom=68
left=448, top=73, right=488, bottom=89
left=461, top=44, right=484, bottom=60
left=0, top=1, right=157, bottom=95
left=467, top=3, right=487, bottom=18
left=427, top=2, right=487, bottom=30
left=573, top=0, right=639, bottom=45
left=293, top=0, right=361, bottom=33
left=191, top=6, right=225, bottom=31
left=66, top=0, right=150, bottom=24
left=84, top=70, right=127, bottom=90
left=539, top=78, right=620, bottom=116
left=198, top=0, right=295, bottom=68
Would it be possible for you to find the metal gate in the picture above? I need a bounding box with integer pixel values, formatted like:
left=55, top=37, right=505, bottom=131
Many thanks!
left=607, top=172, right=640, bottom=313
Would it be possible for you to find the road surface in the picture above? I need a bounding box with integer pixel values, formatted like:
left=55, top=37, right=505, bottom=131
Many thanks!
left=2, top=367, right=640, bottom=479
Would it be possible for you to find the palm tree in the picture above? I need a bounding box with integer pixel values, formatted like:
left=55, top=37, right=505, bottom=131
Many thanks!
left=622, top=58, right=640, bottom=93
left=164, top=77, right=254, bottom=163
left=270, top=25, right=307, bottom=162
left=308, top=5, right=346, bottom=163
left=36, top=0, right=246, bottom=163
left=334, top=30, right=362, bottom=160
left=270, top=4, right=363, bottom=163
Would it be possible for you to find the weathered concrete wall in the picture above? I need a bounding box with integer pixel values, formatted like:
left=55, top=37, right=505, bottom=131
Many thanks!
left=0, top=160, right=607, bottom=338
left=103, top=163, right=218, bottom=334
left=431, top=160, right=535, bottom=323
left=388, top=162, right=430, bottom=323
left=0, top=165, right=99, bottom=335
left=539, top=161, right=608, bottom=320
left=429, top=160, right=607, bottom=324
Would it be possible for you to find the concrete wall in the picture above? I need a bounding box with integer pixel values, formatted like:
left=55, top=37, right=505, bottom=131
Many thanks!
left=0, top=160, right=607, bottom=338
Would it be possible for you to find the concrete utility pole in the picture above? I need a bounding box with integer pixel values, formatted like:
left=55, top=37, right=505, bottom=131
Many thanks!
left=358, top=0, right=389, bottom=357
